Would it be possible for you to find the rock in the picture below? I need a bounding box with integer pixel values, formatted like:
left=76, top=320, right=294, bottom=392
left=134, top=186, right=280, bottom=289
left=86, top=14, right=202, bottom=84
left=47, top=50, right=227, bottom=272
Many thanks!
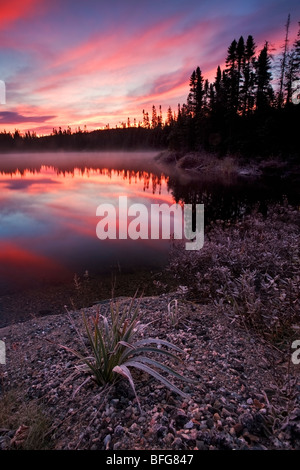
left=2, top=291, right=299, bottom=450
left=156, top=426, right=168, bottom=438
left=114, top=425, right=125, bottom=437
left=172, top=437, right=183, bottom=449
left=221, top=407, right=231, bottom=418
left=233, top=423, right=244, bottom=436
left=103, top=434, right=111, bottom=450
left=206, top=418, right=214, bottom=429
left=174, top=410, right=189, bottom=428
left=129, top=423, right=139, bottom=432
left=163, top=433, right=174, bottom=446
left=196, top=440, right=208, bottom=450
left=110, top=399, right=120, bottom=407
left=184, top=420, right=194, bottom=430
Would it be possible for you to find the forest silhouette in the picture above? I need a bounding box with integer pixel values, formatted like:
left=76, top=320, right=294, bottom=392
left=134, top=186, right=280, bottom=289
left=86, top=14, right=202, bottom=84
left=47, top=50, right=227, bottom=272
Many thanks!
left=0, top=20, right=299, bottom=160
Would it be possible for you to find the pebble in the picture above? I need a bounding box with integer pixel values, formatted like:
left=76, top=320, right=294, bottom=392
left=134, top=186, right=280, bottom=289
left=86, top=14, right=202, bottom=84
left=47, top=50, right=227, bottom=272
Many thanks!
left=206, top=418, right=214, bottom=429
left=184, top=420, right=194, bottom=430
left=114, top=425, right=125, bottom=437
left=1, top=293, right=298, bottom=451
left=172, top=437, right=183, bottom=449
left=103, top=434, right=111, bottom=449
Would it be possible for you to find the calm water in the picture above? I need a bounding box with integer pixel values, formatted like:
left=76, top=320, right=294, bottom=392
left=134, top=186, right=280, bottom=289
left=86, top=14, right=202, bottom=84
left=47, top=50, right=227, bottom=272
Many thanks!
left=0, top=150, right=298, bottom=311
left=0, top=151, right=175, bottom=296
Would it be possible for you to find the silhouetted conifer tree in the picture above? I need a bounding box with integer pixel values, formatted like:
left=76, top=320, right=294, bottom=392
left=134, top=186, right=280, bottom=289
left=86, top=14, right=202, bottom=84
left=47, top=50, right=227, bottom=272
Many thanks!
left=225, top=39, right=238, bottom=112
left=256, top=42, right=273, bottom=111
left=242, top=35, right=256, bottom=115
left=278, top=14, right=291, bottom=108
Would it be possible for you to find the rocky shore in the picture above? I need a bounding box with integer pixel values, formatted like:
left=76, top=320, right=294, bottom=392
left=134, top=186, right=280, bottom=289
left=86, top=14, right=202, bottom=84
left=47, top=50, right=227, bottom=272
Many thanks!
left=1, top=293, right=299, bottom=450
left=155, top=150, right=300, bottom=183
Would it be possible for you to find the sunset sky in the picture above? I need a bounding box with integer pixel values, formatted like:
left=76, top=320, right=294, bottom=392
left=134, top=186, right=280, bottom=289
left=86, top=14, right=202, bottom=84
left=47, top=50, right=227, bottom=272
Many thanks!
left=0, top=0, right=299, bottom=135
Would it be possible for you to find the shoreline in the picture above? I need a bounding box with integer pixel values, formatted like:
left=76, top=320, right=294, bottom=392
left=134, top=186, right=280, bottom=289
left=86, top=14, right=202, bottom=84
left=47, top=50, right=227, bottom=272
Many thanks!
left=0, top=292, right=299, bottom=450
left=154, top=149, right=300, bottom=182
left=0, top=267, right=170, bottom=329
left=0, top=198, right=299, bottom=450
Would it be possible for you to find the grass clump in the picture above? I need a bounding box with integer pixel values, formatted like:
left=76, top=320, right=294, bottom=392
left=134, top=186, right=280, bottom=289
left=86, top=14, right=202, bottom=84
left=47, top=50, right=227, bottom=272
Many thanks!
left=63, top=295, right=194, bottom=409
left=165, top=202, right=300, bottom=346
left=0, top=389, right=52, bottom=450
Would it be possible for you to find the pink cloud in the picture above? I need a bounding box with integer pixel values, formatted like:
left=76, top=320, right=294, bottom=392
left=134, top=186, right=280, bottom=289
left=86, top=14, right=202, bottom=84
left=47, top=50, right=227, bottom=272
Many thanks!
left=0, top=0, right=40, bottom=29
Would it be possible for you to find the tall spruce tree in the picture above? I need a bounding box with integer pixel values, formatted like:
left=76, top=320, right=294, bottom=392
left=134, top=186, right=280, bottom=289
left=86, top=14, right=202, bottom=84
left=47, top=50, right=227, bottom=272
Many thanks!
left=225, top=39, right=238, bottom=112
left=256, top=42, right=273, bottom=111
left=278, top=14, right=291, bottom=108
left=236, top=36, right=245, bottom=112
left=187, top=66, right=204, bottom=117
left=286, top=21, right=300, bottom=103
left=242, top=35, right=256, bottom=115
left=151, top=105, right=158, bottom=128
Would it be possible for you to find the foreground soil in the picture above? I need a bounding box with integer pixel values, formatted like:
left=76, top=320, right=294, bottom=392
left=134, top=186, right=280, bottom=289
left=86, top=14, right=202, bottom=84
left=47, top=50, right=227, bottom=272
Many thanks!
left=0, top=293, right=299, bottom=450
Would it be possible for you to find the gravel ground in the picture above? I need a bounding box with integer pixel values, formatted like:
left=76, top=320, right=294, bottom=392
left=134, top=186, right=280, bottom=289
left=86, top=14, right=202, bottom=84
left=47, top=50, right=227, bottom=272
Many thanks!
left=0, top=293, right=299, bottom=450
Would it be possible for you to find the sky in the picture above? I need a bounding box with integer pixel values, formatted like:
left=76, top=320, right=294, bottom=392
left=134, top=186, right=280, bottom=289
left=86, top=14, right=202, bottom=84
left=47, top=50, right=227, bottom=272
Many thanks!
left=0, top=0, right=299, bottom=135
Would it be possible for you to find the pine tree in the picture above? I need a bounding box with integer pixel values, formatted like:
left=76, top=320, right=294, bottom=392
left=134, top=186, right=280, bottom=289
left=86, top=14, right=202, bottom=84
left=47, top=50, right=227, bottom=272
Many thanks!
left=187, top=66, right=204, bottom=117
left=215, top=65, right=222, bottom=95
left=285, top=50, right=297, bottom=105
left=142, top=109, right=150, bottom=128
left=242, top=35, right=256, bottom=115
left=203, top=78, right=210, bottom=115
left=236, top=36, right=245, bottom=112
left=209, top=83, right=215, bottom=110
left=151, top=105, right=158, bottom=129
left=294, top=22, right=300, bottom=69
left=285, top=21, right=300, bottom=104
left=256, top=42, right=273, bottom=111
left=278, top=14, right=291, bottom=108
left=166, top=106, right=174, bottom=126
left=225, top=39, right=238, bottom=112
left=157, top=105, right=163, bottom=127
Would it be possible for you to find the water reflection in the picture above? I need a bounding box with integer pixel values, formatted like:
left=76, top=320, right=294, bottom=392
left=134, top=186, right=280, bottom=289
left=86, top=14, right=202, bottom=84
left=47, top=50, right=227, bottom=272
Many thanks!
left=0, top=151, right=298, bottom=297
left=167, top=174, right=295, bottom=222
left=0, top=152, right=173, bottom=295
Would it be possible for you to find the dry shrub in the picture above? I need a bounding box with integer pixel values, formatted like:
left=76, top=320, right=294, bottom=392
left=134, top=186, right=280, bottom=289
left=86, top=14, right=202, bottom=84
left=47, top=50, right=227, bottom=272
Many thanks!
left=165, top=202, right=300, bottom=345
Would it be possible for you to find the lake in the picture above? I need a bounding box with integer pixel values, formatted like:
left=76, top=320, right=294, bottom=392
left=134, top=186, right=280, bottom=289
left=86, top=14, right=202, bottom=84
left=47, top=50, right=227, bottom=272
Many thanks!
left=0, top=150, right=298, bottom=326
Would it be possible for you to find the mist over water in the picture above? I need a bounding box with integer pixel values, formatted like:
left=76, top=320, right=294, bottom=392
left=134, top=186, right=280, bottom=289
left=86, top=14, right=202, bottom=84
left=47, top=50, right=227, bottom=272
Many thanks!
left=0, top=151, right=171, bottom=295
left=0, top=150, right=298, bottom=309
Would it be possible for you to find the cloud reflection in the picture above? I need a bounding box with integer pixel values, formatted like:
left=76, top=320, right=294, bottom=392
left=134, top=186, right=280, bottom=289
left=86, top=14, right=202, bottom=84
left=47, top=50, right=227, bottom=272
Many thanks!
left=0, top=152, right=175, bottom=293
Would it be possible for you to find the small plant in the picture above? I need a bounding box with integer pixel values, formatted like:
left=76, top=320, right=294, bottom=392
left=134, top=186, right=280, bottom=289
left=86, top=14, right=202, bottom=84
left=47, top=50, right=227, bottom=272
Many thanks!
left=62, top=295, right=194, bottom=409
left=165, top=202, right=300, bottom=345
left=0, top=389, right=52, bottom=450
left=168, top=299, right=179, bottom=328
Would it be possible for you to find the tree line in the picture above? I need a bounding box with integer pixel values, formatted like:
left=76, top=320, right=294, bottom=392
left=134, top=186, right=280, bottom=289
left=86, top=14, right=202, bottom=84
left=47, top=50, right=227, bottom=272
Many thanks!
left=0, top=17, right=299, bottom=158
left=167, top=17, right=300, bottom=157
